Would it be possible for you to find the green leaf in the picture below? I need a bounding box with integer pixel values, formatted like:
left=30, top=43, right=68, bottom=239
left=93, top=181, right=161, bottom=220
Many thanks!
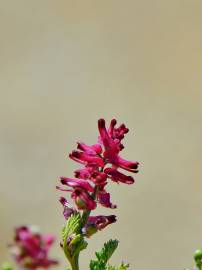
left=62, top=213, right=81, bottom=242
left=194, top=249, right=202, bottom=270
left=95, top=239, right=119, bottom=263
left=106, top=263, right=130, bottom=270
left=62, top=213, right=88, bottom=260
left=89, top=239, right=119, bottom=270
left=1, top=263, right=13, bottom=270
left=69, top=234, right=88, bottom=255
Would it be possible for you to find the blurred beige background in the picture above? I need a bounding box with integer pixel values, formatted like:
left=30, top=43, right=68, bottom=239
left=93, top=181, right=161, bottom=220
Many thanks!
left=0, top=0, right=202, bottom=269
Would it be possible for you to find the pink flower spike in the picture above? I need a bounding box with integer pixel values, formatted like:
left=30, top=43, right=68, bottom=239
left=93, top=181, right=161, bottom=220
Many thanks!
left=60, top=177, right=94, bottom=192
left=10, top=226, right=58, bottom=270
left=57, top=118, right=139, bottom=213
left=104, top=167, right=135, bottom=184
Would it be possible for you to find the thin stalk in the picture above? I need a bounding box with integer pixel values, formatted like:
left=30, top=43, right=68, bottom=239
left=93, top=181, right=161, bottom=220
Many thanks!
left=70, top=254, right=79, bottom=270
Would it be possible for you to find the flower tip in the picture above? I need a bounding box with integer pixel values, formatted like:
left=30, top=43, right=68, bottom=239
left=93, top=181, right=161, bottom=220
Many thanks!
left=60, top=179, right=66, bottom=185
left=131, top=162, right=139, bottom=169
left=111, top=118, right=117, bottom=126
left=59, top=196, right=67, bottom=205
left=110, top=215, right=117, bottom=222
left=76, top=141, right=83, bottom=149
left=127, top=177, right=135, bottom=184
left=71, top=150, right=79, bottom=158
left=59, top=176, right=68, bottom=184
left=98, top=118, right=105, bottom=127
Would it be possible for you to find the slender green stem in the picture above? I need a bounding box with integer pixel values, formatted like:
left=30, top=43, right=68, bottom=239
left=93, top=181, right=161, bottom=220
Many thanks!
left=66, top=186, right=99, bottom=270
left=70, top=254, right=79, bottom=270
left=80, top=209, right=91, bottom=228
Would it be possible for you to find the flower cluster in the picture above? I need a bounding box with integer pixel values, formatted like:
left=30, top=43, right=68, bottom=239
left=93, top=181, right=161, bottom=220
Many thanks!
left=10, top=226, right=58, bottom=270
left=57, top=118, right=139, bottom=233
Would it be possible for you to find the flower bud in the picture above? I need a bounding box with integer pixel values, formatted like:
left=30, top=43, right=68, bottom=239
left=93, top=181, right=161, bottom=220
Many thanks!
left=74, top=190, right=96, bottom=211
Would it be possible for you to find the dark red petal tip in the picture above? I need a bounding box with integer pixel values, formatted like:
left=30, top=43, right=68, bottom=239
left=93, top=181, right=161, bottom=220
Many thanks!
left=59, top=197, right=66, bottom=204
left=108, top=215, right=117, bottom=222
left=111, top=119, right=117, bottom=125
left=130, top=163, right=139, bottom=169
left=60, top=179, right=67, bottom=185
left=71, top=150, right=79, bottom=157
left=98, top=118, right=106, bottom=127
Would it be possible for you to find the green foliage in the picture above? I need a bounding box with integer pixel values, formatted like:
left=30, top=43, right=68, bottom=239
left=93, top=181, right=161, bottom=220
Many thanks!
left=106, top=263, right=129, bottom=270
left=69, top=233, right=88, bottom=255
left=1, top=263, right=13, bottom=270
left=89, top=239, right=119, bottom=270
left=96, top=239, right=119, bottom=263
left=194, top=249, right=202, bottom=270
left=62, top=213, right=88, bottom=260
left=62, top=213, right=81, bottom=242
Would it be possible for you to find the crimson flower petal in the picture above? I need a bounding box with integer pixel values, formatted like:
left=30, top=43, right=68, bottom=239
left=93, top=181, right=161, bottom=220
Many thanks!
left=104, top=167, right=135, bottom=184
left=116, top=156, right=139, bottom=172
left=97, top=191, right=116, bottom=209
left=69, top=151, right=104, bottom=167
left=60, top=177, right=94, bottom=192
left=73, top=190, right=97, bottom=210
left=77, top=142, right=102, bottom=155
left=10, top=226, right=58, bottom=269
left=59, top=197, right=76, bottom=220
left=87, top=215, right=116, bottom=230
left=83, top=215, right=117, bottom=237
